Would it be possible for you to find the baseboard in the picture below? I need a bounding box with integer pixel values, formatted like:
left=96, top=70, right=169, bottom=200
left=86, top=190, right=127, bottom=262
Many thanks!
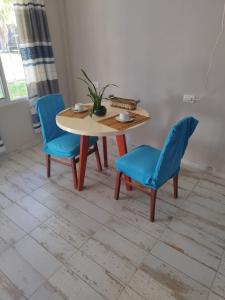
left=0, top=134, right=42, bottom=159
left=18, top=134, right=42, bottom=152
left=182, top=159, right=225, bottom=180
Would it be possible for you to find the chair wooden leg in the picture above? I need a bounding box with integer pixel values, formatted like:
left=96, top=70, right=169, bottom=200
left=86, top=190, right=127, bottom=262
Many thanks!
left=116, top=134, right=132, bottom=191
left=102, top=136, right=108, bottom=168
left=46, top=154, right=51, bottom=178
left=173, top=175, right=178, bottom=199
left=114, top=172, right=122, bottom=200
left=77, top=135, right=89, bottom=191
left=71, top=158, right=78, bottom=189
left=150, top=189, right=157, bottom=222
left=95, top=144, right=102, bottom=172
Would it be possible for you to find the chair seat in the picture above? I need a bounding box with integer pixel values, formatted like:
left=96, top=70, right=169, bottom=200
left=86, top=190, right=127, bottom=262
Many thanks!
left=116, top=145, right=161, bottom=187
left=44, top=132, right=98, bottom=158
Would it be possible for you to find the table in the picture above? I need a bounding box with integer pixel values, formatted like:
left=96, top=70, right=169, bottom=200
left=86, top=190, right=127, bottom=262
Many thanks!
left=56, top=101, right=150, bottom=191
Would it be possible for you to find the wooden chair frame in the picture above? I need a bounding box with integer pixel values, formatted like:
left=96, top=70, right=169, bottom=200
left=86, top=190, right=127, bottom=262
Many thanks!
left=102, top=136, right=108, bottom=168
left=114, top=172, right=178, bottom=222
left=46, top=144, right=102, bottom=189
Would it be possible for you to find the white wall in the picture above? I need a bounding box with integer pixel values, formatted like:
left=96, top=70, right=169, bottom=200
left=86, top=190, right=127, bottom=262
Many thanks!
left=1, top=0, right=225, bottom=176
left=64, top=0, right=225, bottom=176
left=0, top=0, right=72, bottom=153
left=0, top=101, right=37, bottom=152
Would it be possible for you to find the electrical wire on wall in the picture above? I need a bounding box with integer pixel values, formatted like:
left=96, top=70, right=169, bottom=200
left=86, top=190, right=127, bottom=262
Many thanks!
left=203, top=1, right=225, bottom=174
left=205, top=0, right=225, bottom=88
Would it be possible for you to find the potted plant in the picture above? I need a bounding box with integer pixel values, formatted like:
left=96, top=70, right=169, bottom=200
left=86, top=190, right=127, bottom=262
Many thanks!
left=78, top=69, right=118, bottom=117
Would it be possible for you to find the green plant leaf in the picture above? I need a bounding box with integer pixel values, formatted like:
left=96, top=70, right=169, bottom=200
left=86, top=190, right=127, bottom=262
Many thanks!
left=88, top=87, right=98, bottom=102
left=99, top=84, right=118, bottom=99
left=78, top=69, right=118, bottom=107
left=81, top=69, right=98, bottom=94
left=87, top=94, right=95, bottom=102
left=77, top=77, right=93, bottom=90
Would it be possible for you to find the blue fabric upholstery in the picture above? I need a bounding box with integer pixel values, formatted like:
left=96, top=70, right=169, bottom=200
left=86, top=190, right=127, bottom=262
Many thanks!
left=36, top=94, right=98, bottom=158
left=36, top=94, right=65, bottom=145
left=116, top=116, right=198, bottom=190
left=44, top=132, right=98, bottom=158
left=116, top=145, right=161, bottom=187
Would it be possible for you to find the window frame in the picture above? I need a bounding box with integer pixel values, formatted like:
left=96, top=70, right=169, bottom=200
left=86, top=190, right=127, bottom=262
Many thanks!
left=0, top=57, right=10, bottom=101
left=0, top=1, right=28, bottom=105
left=0, top=54, right=28, bottom=106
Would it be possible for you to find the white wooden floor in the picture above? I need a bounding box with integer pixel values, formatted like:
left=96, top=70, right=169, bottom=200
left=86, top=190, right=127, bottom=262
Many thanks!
left=0, top=142, right=225, bottom=300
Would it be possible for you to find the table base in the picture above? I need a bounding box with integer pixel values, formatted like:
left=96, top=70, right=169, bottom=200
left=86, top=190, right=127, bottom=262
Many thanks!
left=77, top=134, right=132, bottom=191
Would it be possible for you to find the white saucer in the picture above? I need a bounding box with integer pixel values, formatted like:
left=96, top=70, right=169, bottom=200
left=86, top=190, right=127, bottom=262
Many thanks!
left=115, top=116, right=134, bottom=123
left=72, top=108, right=88, bottom=113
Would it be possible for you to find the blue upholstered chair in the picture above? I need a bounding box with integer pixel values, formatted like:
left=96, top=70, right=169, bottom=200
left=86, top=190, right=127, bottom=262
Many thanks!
left=36, top=94, right=102, bottom=189
left=114, top=116, right=198, bottom=222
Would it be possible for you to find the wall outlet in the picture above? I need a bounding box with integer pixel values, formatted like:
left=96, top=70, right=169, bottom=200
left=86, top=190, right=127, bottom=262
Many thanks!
left=183, top=95, right=200, bottom=103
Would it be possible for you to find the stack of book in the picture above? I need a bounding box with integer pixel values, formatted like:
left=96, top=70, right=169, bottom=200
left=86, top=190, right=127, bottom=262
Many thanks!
left=108, top=95, right=140, bottom=110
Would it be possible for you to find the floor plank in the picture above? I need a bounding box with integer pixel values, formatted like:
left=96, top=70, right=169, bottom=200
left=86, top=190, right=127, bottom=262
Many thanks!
left=0, top=143, right=224, bottom=300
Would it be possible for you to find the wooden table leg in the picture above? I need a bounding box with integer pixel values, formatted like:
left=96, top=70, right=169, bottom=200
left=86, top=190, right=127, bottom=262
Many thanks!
left=102, top=136, right=108, bottom=168
left=116, top=134, right=132, bottom=191
left=77, top=135, right=89, bottom=191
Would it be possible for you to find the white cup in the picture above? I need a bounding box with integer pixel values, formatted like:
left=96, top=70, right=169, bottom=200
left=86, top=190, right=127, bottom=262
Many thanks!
left=119, top=112, right=130, bottom=121
left=74, top=103, right=84, bottom=112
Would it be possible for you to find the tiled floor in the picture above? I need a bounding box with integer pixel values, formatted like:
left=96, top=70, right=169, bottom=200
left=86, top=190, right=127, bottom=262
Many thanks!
left=0, top=141, right=225, bottom=300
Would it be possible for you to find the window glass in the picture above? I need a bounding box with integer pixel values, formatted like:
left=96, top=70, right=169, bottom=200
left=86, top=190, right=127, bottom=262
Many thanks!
left=0, top=0, right=28, bottom=100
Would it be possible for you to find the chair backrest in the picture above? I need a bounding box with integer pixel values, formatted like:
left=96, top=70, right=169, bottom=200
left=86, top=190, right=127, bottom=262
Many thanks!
left=36, top=93, right=65, bottom=145
left=152, top=116, right=198, bottom=187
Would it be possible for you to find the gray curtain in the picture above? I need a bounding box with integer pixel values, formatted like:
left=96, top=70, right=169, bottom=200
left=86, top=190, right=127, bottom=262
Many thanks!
left=0, top=135, right=6, bottom=153
left=14, top=0, right=59, bottom=133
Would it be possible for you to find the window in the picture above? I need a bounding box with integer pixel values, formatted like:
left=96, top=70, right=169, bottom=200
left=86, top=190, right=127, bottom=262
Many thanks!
left=0, top=76, right=5, bottom=98
left=0, top=0, right=28, bottom=101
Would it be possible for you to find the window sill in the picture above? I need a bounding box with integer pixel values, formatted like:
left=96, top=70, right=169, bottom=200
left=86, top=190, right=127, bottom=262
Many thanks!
left=0, top=97, right=28, bottom=108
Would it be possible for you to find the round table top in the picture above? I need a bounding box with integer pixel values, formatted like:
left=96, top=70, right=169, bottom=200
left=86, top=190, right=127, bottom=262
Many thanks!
left=56, top=101, right=150, bottom=137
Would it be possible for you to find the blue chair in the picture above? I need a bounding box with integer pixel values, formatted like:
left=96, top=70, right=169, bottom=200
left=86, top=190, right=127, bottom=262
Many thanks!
left=36, top=94, right=102, bottom=189
left=114, top=116, right=198, bottom=222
